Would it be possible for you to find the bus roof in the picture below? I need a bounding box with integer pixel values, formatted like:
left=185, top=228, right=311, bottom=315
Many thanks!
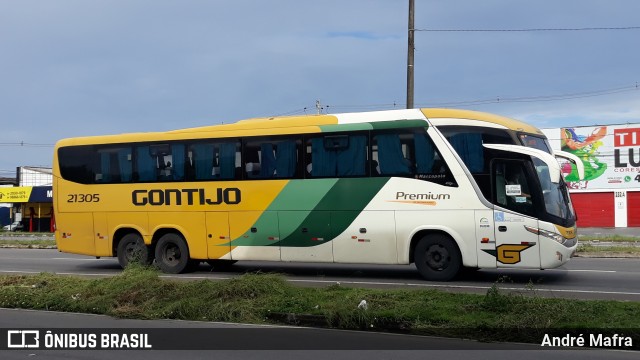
left=55, top=108, right=543, bottom=147
left=421, top=108, right=544, bottom=135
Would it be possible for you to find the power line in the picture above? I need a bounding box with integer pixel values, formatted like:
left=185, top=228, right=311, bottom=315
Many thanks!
left=271, top=107, right=313, bottom=117
left=414, top=26, right=640, bottom=33
left=418, top=84, right=639, bottom=108
left=277, top=83, right=637, bottom=115
left=0, top=142, right=53, bottom=148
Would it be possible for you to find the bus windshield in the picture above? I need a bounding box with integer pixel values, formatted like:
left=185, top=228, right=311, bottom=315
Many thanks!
left=519, top=134, right=552, bottom=154
left=534, top=158, right=576, bottom=221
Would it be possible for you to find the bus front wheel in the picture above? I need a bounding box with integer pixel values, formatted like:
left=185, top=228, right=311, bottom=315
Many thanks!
left=414, top=234, right=461, bottom=281
left=117, top=233, right=153, bottom=269
left=155, top=233, right=191, bottom=274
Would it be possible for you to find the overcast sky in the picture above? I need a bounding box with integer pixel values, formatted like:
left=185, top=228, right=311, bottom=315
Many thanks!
left=1, top=0, right=639, bottom=177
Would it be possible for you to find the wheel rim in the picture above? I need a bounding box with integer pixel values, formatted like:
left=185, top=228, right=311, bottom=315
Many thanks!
left=161, top=243, right=182, bottom=267
left=425, top=244, right=450, bottom=271
left=124, top=242, right=143, bottom=263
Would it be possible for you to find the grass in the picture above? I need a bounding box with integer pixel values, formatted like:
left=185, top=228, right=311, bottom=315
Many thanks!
left=0, top=239, right=56, bottom=248
left=576, top=244, right=640, bottom=255
left=0, top=266, right=639, bottom=345
left=579, top=234, right=640, bottom=242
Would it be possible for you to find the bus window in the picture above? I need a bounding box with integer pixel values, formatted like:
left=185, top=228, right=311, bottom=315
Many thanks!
left=307, top=133, right=367, bottom=177
left=373, top=133, right=412, bottom=175
left=438, top=126, right=513, bottom=174
left=133, top=143, right=186, bottom=182
left=190, top=141, right=240, bottom=181
left=447, top=133, right=484, bottom=173
left=243, top=136, right=301, bottom=179
left=519, top=134, right=552, bottom=154
left=493, top=160, right=535, bottom=216
left=58, top=146, right=97, bottom=184
left=97, top=146, right=132, bottom=183
left=372, top=129, right=457, bottom=186
left=58, top=145, right=133, bottom=184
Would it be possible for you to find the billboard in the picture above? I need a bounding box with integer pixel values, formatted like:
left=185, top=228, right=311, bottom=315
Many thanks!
left=0, top=186, right=52, bottom=203
left=559, top=125, right=640, bottom=190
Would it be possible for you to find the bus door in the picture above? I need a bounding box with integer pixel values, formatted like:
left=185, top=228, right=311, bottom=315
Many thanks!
left=491, top=159, right=541, bottom=269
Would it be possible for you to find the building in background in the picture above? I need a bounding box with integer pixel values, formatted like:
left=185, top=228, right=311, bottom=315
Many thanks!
left=542, top=124, right=640, bottom=228
left=0, top=167, right=53, bottom=232
left=0, top=177, right=17, bottom=227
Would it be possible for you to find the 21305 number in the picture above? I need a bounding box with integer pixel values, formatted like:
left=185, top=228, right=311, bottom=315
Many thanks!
left=67, top=193, right=100, bottom=203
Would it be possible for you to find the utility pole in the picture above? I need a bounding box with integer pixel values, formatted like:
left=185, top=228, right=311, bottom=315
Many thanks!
left=316, top=100, right=323, bottom=114
left=406, top=0, right=415, bottom=109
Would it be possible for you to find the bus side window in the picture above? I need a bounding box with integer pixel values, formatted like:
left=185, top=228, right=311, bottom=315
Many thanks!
left=447, top=133, right=484, bottom=173
left=373, top=133, right=412, bottom=175
left=191, top=141, right=239, bottom=181
left=244, top=136, right=301, bottom=179
left=371, top=129, right=456, bottom=186
left=134, top=144, right=186, bottom=182
left=96, top=147, right=132, bottom=183
left=492, top=160, right=535, bottom=216
left=58, top=146, right=97, bottom=184
left=307, top=134, right=367, bottom=177
left=136, top=146, right=157, bottom=182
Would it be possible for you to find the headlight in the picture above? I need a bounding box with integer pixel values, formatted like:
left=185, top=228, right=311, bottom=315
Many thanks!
left=524, top=225, right=566, bottom=244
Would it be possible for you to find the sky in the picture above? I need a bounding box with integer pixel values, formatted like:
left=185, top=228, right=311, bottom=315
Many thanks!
left=1, top=0, right=639, bottom=177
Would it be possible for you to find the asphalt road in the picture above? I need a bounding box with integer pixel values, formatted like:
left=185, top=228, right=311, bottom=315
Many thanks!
left=0, top=248, right=639, bottom=301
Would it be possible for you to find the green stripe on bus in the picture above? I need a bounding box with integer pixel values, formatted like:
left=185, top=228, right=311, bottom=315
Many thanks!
left=319, top=123, right=373, bottom=133
left=369, top=119, right=428, bottom=130
left=227, top=177, right=389, bottom=247
left=276, top=177, right=390, bottom=247
left=319, top=120, right=427, bottom=133
left=267, top=179, right=338, bottom=211
left=226, top=179, right=337, bottom=246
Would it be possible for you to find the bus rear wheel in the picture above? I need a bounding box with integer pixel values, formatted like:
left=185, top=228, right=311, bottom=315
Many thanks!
left=117, top=233, right=153, bottom=269
left=414, top=234, right=461, bottom=281
left=155, top=233, right=191, bottom=274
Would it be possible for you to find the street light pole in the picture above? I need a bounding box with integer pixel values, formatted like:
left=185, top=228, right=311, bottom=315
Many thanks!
left=406, top=0, right=415, bottom=109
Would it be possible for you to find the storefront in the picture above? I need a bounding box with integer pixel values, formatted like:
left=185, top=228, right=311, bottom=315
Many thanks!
left=0, top=186, right=53, bottom=232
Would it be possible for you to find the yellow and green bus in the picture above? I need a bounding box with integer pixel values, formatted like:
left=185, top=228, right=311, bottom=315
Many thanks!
left=53, top=108, right=578, bottom=281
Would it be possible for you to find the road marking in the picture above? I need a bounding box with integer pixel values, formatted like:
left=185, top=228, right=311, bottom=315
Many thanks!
left=490, top=268, right=617, bottom=273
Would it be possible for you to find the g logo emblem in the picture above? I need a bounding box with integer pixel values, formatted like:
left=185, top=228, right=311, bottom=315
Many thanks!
left=496, top=244, right=534, bottom=264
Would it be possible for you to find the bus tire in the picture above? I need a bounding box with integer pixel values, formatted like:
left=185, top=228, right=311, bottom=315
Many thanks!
left=155, top=233, right=191, bottom=274
left=414, top=234, right=461, bottom=281
left=117, top=233, right=153, bottom=269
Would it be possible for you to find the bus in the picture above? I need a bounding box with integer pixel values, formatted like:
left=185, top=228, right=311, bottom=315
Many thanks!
left=427, top=108, right=585, bottom=181
left=53, top=108, right=578, bottom=281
